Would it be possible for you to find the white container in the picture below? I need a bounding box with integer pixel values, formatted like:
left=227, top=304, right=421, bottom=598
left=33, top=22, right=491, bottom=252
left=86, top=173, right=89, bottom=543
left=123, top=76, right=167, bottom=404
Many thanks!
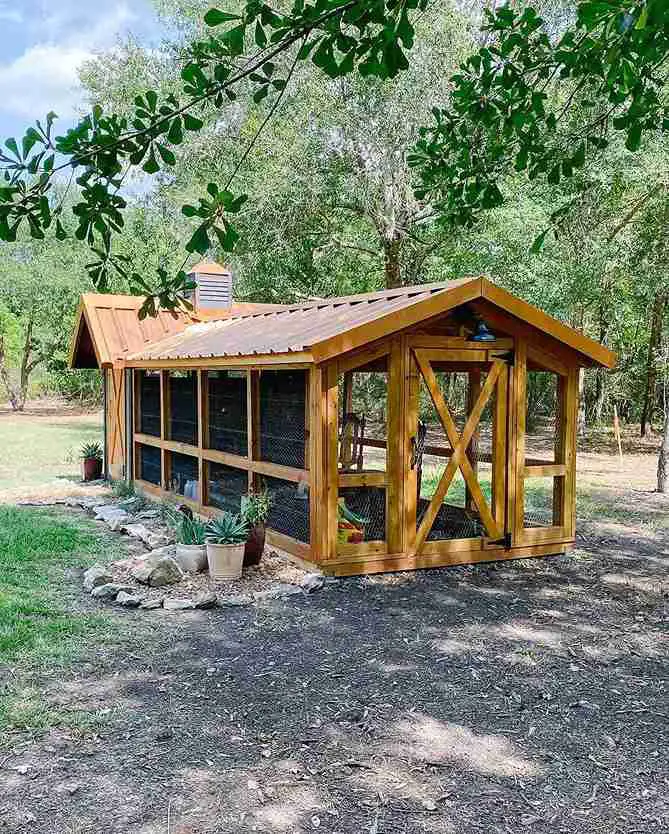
left=175, top=543, right=207, bottom=573
left=206, top=542, right=245, bottom=580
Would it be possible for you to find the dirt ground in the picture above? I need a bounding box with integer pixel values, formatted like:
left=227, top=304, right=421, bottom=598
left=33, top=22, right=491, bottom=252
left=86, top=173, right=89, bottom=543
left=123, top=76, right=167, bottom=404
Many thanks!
left=2, top=452, right=667, bottom=833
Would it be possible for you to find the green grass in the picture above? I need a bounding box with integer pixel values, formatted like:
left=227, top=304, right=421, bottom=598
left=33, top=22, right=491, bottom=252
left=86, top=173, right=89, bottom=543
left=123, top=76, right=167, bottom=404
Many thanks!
left=0, top=506, right=125, bottom=735
left=0, top=412, right=102, bottom=494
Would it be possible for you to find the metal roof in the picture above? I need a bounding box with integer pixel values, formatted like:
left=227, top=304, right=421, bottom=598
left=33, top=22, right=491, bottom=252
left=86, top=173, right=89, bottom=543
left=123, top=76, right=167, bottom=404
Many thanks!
left=69, top=293, right=287, bottom=368
left=125, top=280, right=472, bottom=364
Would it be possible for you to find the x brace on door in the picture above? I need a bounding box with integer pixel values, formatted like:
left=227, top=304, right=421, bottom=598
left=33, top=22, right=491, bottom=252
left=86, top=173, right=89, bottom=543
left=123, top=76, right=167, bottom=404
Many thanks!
left=413, top=352, right=504, bottom=553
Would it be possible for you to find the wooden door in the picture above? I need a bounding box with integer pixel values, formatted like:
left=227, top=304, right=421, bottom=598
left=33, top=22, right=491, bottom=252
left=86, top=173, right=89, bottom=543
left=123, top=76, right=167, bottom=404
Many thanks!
left=407, top=348, right=509, bottom=557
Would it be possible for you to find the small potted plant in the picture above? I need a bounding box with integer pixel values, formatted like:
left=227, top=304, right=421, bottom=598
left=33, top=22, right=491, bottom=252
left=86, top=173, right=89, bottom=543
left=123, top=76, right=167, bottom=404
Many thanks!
left=205, top=513, right=249, bottom=580
left=80, top=441, right=103, bottom=481
left=241, top=491, right=271, bottom=567
left=168, top=508, right=208, bottom=572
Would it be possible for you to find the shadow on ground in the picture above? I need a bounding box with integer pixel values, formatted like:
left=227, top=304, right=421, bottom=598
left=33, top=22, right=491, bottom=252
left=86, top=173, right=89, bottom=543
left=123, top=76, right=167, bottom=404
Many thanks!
left=3, top=524, right=668, bottom=833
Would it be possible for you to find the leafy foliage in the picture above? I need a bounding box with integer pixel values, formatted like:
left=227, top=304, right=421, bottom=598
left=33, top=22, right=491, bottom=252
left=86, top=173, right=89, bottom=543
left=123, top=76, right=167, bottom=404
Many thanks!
left=206, top=512, right=249, bottom=544
left=409, top=0, right=669, bottom=238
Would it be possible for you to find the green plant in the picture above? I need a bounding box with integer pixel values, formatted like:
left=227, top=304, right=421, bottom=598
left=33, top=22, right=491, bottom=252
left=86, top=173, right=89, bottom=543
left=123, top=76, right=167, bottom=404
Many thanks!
left=241, top=491, right=271, bottom=526
left=80, top=441, right=102, bottom=461
left=111, top=479, right=135, bottom=499
left=205, top=513, right=248, bottom=546
left=167, top=508, right=207, bottom=546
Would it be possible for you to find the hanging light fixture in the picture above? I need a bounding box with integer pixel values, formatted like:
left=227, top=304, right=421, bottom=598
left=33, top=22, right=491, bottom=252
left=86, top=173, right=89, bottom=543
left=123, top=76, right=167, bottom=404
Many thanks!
left=468, top=318, right=496, bottom=342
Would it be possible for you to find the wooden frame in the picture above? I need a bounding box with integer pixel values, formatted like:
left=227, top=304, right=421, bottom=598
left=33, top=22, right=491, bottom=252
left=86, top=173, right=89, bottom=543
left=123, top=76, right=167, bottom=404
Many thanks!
left=125, top=305, right=592, bottom=576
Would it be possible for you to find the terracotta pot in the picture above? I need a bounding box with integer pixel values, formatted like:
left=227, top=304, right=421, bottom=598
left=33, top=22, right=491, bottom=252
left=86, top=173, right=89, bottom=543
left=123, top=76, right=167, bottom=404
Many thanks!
left=244, top=522, right=266, bottom=567
left=206, top=542, right=245, bottom=580
left=175, top=543, right=207, bottom=573
left=82, top=457, right=102, bottom=482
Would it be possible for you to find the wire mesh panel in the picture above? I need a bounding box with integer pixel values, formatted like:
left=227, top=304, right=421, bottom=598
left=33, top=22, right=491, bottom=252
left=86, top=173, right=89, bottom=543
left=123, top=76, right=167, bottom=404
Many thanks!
left=525, top=370, right=558, bottom=462
left=524, top=476, right=557, bottom=527
left=262, top=475, right=310, bottom=543
left=338, top=366, right=388, bottom=472
left=138, top=443, right=161, bottom=485
left=207, top=462, right=247, bottom=513
left=208, top=371, right=247, bottom=455
left=167, top=451, right=199, bottom=500
left=259, top=370, right=307, bottom=469
left=338, top=487, right=386, bottom=542
left=138, top=371, right=160, bottom=436
left=169, top=371, right=198, bottom=446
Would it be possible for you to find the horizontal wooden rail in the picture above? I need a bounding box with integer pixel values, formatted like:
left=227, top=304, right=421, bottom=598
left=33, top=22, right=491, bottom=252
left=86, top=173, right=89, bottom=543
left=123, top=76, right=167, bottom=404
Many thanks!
left=523, top=463, right=567, bottom=478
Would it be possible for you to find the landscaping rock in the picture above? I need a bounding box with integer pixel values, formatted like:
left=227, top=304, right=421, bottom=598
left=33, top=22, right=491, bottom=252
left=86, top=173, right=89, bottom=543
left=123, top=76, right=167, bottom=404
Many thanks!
left=218, top=593, right=253, bottom=607
left=193, top=591, right=217, bottom=609
left=131, top=554, right=183, bottom=587
left=253, top=583, right=303, bottom=602
left=124, top=523, right=154, bottom=545
left=174, top=546, right=207, bottom=573
left=163, top=597, right=195, bottom=611
left=147, top=531, right=172, bottom=549
left=82, top=564, right=113, bottom=591
left=90, top=583, right=133, bottom=600
left=93, top=505, right=128, bottom=524
left=106, top=515, right=129, bottom=532
left=140, top=597, right=164, bottom=610
left=301, top=573, right=325, bottom=593
left=116, top=591, right=142, bottom=608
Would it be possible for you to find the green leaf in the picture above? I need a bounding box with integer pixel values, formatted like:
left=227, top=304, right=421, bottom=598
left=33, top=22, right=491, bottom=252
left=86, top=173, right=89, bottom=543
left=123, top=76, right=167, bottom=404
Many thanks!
left=223, top=24, right=246, bottom=57
left=167, top=117, right=183, bottom=145
left=625, top=122, right=642, bottom=152
left=157, top=144, right=176, bottom=166
left=143, top=146, right=160, bottom=174
left=183, top=113, right=203, bottom=131
left=186, top=222, right=211, bottom=255
left=530, top=228, right=549, bottom=253
left=204, top=9, right=241, bottom=27
left=253, top=85, right=269, bottom=104
left=255, top=22, right=267, bottom=47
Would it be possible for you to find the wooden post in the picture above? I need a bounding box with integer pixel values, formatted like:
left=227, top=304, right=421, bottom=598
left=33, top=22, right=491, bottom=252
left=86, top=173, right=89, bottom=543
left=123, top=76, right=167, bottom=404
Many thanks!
left=197, top=370, right=206, bottom=505
left=465, top=369, right=481, bottom=512
left=512, top=339, right=527, bottom=543
left=342, top=370, right=353, bottom=415
left=160, top=370, right=169, bottom=488
left=403, top=342, right=419, bottom=556
left=325, top=362, right=339, bottom=563
left=308, top=366, right=324, bottom=561
left=386, top=337, right=403, bottom=555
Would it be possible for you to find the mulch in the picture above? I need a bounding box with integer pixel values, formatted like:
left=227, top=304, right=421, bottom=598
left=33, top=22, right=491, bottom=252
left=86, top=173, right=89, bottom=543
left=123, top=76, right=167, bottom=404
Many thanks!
left=2, top=517, right=667, bottom=833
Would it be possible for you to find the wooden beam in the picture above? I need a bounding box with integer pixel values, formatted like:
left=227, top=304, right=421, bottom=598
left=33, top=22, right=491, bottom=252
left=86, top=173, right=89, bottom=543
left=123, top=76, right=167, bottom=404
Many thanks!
left=512, top=339, right=527, bottom=543
left=126, top=355, right=313, bottom=370
left=325, top=362, right=339, bottom=563
left=338, top=471, right=387, bottom=487
left=523, top=463, right=567, bottom=478
left=403, top=337, right=419, bottom=556
left=338, top=341, right=391, bottom=375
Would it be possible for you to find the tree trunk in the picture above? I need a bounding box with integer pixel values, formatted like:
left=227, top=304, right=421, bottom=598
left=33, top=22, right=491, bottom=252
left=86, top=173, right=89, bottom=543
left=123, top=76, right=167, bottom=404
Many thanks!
left=640, top=290, right=667, bottom=436
left=658, top=412, right=669, bottom=493
left=0, top=334, right=20, bottom=411
left=383, top=235, right=402, bottom=289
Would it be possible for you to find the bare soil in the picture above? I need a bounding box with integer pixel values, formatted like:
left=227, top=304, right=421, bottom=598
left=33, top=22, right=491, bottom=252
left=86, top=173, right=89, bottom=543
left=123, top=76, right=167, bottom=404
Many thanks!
left=1, top=450, right=668, bottom=834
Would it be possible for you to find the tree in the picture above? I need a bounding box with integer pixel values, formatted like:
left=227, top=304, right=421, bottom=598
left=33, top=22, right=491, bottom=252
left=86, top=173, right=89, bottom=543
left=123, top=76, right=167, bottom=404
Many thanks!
left=0, top=1, right=666, bottom=312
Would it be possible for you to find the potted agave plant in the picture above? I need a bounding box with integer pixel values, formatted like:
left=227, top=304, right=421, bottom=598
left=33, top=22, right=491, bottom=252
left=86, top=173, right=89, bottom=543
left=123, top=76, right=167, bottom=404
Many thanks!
left=205, top=513, right=249, bottom=580
left=168, top=508, right=208, bottom=573
left=80, top=441, right=103, bottom=481
left=241, top=491, right=271, bottom=567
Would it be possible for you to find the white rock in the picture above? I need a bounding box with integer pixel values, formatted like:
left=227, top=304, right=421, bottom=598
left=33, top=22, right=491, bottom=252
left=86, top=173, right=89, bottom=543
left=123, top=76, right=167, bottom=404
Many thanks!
left=140, top=597, right=164, bottom=610
left=301, top=573, right=325, bottom=593
left=131, top=554, right=183, bottom=587
left=163, top=597, right=195, bottom=611
left=253, top=584, right=303, bottom=602
left=116, top=591, right=142, bottom=608
left=218, top=594, right=253, bottom=607
left=82, top=564, right=113, bottom=591
left=91, top=583, right=132, bottom=600
left=93, top=504, right=127, bottom=523
left=193, top=591, right=217, bottom=609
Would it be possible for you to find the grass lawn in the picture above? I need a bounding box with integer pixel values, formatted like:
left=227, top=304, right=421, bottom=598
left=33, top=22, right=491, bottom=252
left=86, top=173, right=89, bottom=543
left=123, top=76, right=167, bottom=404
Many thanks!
left=0, top=505, right=124, bottom=734
left=0, top=410, right=103, bottom=497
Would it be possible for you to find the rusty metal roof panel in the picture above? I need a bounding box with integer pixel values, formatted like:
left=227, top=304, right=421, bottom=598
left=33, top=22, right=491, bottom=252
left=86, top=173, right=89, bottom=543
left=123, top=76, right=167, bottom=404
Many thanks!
left=125, top=281, right=472, bottom=362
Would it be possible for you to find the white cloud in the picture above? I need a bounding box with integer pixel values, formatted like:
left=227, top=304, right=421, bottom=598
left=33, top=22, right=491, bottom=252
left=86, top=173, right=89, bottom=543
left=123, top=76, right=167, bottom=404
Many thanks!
left=0, top=2, right=149, bottom=122
left=0, top=44, right=92, bottom=119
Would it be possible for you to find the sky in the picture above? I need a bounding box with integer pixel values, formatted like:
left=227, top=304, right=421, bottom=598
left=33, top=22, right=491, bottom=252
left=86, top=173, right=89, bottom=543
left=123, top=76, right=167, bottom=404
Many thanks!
left=0, top=0, right=163, bottom=142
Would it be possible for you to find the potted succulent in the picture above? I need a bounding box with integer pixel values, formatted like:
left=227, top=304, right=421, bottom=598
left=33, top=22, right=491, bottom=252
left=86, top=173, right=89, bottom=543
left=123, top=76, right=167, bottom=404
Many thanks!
left=80, top=441, right=103, bottom=481
left=205, top=513, right=249, bottom=580
left=241, top=491, right=271, bottom=567
left=168, top=508, right=208, bottom=573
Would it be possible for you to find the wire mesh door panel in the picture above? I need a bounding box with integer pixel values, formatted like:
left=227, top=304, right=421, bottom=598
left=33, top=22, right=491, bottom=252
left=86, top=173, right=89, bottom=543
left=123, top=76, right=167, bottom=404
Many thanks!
left=412, top=350, right=506, bottom=551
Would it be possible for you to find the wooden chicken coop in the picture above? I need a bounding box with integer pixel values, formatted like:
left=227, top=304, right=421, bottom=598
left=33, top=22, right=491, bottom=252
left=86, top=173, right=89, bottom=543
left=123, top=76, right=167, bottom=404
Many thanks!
left=70, top=267, right=615, bottom=576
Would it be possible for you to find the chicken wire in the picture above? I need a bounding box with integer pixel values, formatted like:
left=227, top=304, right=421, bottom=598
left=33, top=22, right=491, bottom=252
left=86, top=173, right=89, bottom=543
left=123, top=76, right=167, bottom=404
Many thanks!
left=262, top=475, right=310, bottom=543
left=339, top=487, right=386, bottom=543
left=259, top=370, right=307, bottom=469
left=208, top=371, right=247, bottom=456
left=167, top=451, right=199, bottom=499
left=138, top=371, right=160, bottom=436
left=207, top=461, right=247, bottom=514
left=138, top=443, right=161, bottom=485
left=169, top=372, right=198, bottom=446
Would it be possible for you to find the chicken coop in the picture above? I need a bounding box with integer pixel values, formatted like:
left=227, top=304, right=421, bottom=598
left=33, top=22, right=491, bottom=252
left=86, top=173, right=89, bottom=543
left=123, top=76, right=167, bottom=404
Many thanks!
left=70, top=264, right=615, bottom=576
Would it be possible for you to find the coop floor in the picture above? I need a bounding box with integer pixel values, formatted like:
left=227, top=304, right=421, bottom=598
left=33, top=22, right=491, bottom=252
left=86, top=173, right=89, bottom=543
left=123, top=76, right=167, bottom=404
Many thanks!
left=1, top=416, right=667, bottom=833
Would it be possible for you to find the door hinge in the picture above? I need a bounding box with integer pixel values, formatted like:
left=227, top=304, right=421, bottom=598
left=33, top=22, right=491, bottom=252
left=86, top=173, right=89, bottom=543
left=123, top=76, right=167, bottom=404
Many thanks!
left=497, top=350, right=515, bottom=366
left=490, top=532, right=512, bottom=549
